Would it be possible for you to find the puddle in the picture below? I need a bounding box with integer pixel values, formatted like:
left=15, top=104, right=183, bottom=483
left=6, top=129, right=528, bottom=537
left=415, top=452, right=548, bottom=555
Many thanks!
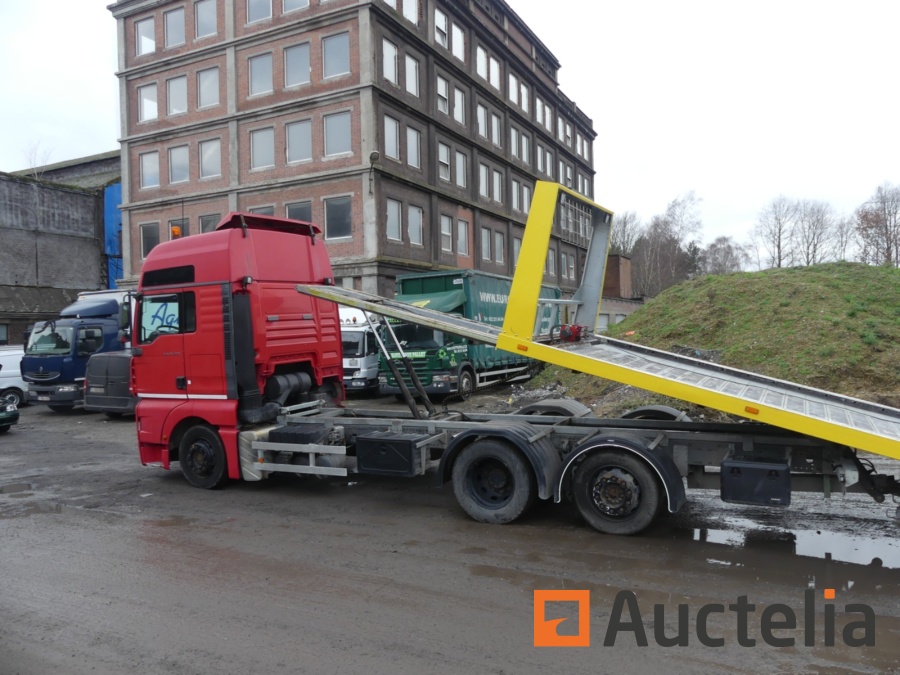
left=0, top=483, right=33, bottom=495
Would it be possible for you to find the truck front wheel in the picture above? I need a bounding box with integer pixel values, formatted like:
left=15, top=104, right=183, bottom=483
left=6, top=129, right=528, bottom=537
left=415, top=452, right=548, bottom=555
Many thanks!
left=573, top=451, right=661, bottom=535
left=179, top=425, right=228, bottom=489
left=452, top=440, right=535, bottom=524
left=457, top=368, right=475, bottom=400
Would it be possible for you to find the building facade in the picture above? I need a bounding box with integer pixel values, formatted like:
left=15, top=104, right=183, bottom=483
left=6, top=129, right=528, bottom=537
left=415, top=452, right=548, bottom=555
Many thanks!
left=109, top=0, right=597, bottom=297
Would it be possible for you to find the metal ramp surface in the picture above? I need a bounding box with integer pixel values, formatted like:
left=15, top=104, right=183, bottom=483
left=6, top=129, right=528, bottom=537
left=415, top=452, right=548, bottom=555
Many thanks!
left=297, top=283, right=900, bottom=461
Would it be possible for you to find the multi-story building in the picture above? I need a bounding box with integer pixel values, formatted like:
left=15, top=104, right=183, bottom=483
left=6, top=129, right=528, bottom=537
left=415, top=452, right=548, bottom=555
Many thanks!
left=109, top=0, right=596, bottom=297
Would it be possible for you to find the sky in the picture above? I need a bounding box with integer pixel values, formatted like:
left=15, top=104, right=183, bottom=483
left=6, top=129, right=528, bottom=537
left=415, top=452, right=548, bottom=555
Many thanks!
left=0, top=0, right=898, bottom=246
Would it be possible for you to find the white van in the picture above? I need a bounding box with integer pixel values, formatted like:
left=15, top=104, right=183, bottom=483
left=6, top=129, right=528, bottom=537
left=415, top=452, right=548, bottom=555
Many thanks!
left=339, top=307, right=382, bottom=393
left=0, top=346, right=28, bottom=406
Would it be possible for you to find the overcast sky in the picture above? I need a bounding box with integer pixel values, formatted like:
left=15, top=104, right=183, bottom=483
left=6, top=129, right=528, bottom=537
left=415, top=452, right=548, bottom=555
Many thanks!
left=1, top=0, right=897, bottom=245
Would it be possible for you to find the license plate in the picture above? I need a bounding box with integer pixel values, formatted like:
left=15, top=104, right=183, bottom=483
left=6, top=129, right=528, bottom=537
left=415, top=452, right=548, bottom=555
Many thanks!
left=89, top=387, right=104, bottom=393
left=38, top=396, right=50, bottom=401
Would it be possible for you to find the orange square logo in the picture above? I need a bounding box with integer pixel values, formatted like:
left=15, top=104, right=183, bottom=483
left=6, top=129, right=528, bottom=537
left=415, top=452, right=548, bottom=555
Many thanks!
left=533, top=590, right=591, bottom=647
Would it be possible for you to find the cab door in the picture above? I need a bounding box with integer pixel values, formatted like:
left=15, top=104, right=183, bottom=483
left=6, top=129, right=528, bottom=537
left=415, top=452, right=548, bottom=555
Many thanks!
left=131, top=292, right=189, bottom=400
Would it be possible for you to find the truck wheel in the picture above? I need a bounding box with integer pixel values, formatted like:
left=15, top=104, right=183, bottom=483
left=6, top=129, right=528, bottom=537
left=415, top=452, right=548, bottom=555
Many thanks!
left=452, top=440, right=535, bottom=524
left=179, top=425, right=228, bottom=489
left=1, top=388, right=24, bottom=407
left=573, top=451, right=660, bottom=535
left=457, top=369, right=475, bottom=400
left=48, top=404, right=75, bottom=413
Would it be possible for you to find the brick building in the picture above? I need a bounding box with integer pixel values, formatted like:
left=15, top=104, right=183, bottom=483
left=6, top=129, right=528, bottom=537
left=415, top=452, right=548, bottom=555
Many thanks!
left=108, top=0, right=597, bottom=297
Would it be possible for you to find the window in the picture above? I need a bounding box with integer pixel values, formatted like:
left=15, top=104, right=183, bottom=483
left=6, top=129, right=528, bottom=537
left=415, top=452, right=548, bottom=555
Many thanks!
left=536, top=96, right=552, bottom=131
left=438, top=143, right=450, bottom=181
left=481, top=228, right=491, bottom=260
left=140, top=151, right=159, bottom=188
left=249, top=53, right=273, bottom=96
left=408, top=205, right=423, bottom=245
left=451, top=22, right=464, bottom=61
left=489, top=56, right=500, bottom=90
left=434, top=8, right=448, bottom=47
left=284, top=0, right=310, bottom=12
left=455, top=151, right=466, bottom=187
left=250, top=127, right=275, bottom=169
left=137, top=291, right=196, bottom=344
left=165, top=8, right=185, bottom=47
left=536, top=144, right=544, bottom=173
left=323, top=33, right=350, bottom=78
left=521, top=134, right=530, bottom=163
left=568, top=253, right=576, bottom=280
left=405, top=55, right=419, bottom=96
left=197, top=67, right=219, bottom=107
left=566, top=164, right=573, bottom=188
left=402, top=0, right=417, bottom=24
left=508, top=73, right=518, bottom=105
left=406, top=127, right=420, bottom=168
left=512, top=179, right=520, bottom=211
left=440, top=215, right=453, bottom=252
left=544, top=148, right=553, bottom=178
left=194, top=0, right=216, bottom=37
left=324, top=111, right=351, bottom=156
left=169, top=217, right=189, bottom=239
left=248, top=0, right=271, bottom=23
left=479, top=163, right=489, bottom=197
left=476, top=105, right=487, bottom=138
left=458, top=219, right=469, bottom=255
left=325, top=195, right=352, bottom=239
left=519, top=82, right=529, bottom=113
left=383, top=39, right=398, bottom=84
left=138, top=84, right=157, bottom=121
left=200, top=214, right=220, bottom=233
left=492, top=169, right=502, bottom=203
left=453, top=87, right=465, bottom=124
left=287, top=120, right=312, bottom=163
left=548, top=247, right=556, bottom=275
left=167, top=75, right=187, bottom=115
left=169, top=145, right=189, bottom=183
left=285, top=43, right=310, bottom=87
left=494, top=231, right=505, bottom=263
left=491, top=113, right=501, bottom=146
left=140, top=222, right=159, bottom=257
left=199, top=138, right=221, bottom=178
left=560, top=251, right=568, bottom=279
left=384, top=116, right=400, bottom=160
left=436, top=76, right=448, bottom=114
left=0, top=324, right=7, bottom=346
left=136, top=17, right=155, bottom=55
left=510, top=127, right=519, bottom=158
left=476, top=46, right=487, bottom=80
left=523, top=184, right=531, bottom=213
left=287, top=201, right=311, bottom=221
left=386, top=198, right=401, bottom=240
left=513, top=237, right=521, bottom=265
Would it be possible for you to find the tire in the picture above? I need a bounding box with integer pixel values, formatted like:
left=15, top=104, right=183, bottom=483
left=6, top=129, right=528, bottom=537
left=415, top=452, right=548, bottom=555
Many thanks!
left=573, top=450, right=661, bottom=535
left=457, top=369, right=475, bottom=401
left=1, top=389, right=24, bottom=407
left=452, top=439, right=535, bottom=524
left=0, top=425, right=9, bottom=434
left=179, top=425, right=228, bottom=489
left=48, top=404, right=75, bottom=413
left=621, top=405, right=691, bottom=422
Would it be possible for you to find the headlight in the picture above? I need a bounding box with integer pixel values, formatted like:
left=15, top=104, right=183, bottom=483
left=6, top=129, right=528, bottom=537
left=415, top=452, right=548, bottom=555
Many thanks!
left=353, top=370, right=363, bottom=378
left=5, top=404, right=16, bottom=412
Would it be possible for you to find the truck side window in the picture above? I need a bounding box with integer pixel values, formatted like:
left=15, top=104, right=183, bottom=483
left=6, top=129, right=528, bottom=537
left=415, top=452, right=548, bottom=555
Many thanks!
left=77, top=327, right=104, bottom=355
left=138, top=292, right=196, bottom=344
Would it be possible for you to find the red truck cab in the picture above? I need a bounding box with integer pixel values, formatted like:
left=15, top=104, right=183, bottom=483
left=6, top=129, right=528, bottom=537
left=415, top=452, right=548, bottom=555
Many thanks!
left=132, top=213, right=343, bottom=488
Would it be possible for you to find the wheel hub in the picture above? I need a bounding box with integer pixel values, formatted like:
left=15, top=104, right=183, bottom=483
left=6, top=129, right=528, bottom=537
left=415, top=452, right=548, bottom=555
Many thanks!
left=187, top=441, right=215, bottom=476
left=592, top=468, right=640, bottom=517
left=472, top=459, right=513, bottom=505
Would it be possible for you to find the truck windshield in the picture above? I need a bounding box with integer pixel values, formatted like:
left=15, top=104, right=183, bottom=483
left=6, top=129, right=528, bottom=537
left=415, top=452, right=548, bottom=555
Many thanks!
left=390, top=323, right=445, bottom=349
left=26, top=323, right=74, bottom=355
left=341, top=333, right=365, bottom=358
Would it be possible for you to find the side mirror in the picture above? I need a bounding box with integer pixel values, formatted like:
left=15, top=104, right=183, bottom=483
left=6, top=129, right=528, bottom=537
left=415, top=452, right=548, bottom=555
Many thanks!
left=118, top=328, right=130, bottom=344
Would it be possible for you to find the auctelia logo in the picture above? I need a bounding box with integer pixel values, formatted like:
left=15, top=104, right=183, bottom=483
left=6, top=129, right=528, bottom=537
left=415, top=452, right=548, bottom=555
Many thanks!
left=533, top=589, right=875, bottom=648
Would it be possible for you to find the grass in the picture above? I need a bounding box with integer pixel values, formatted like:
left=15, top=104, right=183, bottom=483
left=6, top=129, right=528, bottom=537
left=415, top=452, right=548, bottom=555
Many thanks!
left=527, top=262, right=900, bottom=412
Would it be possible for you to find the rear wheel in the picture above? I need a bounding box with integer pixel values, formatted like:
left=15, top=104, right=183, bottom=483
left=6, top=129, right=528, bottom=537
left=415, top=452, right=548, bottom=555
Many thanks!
left=179, top=425, right=228, bottom=489
left=573, top=451, right=661, bottom=535
left=1, top=388, right=24, bottom=407
left=48, top=404, right=75, bottom=413
left=0, top=425, right=9, bottom=434
left=452, top=439, right=535, bottom=524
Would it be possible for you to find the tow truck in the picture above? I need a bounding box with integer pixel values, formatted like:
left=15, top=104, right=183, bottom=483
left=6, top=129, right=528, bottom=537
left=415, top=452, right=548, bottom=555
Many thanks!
left=132, top=183, right=900, bottom=535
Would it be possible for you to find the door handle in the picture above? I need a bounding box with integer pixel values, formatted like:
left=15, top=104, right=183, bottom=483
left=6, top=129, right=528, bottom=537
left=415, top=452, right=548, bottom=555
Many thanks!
left=176, top=376, right=187, bottom=390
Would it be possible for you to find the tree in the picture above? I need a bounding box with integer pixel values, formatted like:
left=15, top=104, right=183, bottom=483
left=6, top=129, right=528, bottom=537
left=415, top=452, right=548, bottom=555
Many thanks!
left=753, top=196, right=797, bottom=268
left=23, top=141, right=53, bottom=179
left=609, top=210, right=642, bottom=256
left=794, top=199, right=836, bottom=266
left=702, top=236, right=749, bottom=275
left=855, top=183, right=900, bottom=267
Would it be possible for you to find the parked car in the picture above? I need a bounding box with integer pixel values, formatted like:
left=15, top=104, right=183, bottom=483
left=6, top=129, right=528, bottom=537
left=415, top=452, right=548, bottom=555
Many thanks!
left=0, top=399, right=19, bottom=433
left=83, top=350, right=137, bottom=416
left=0, top=347, right=28, bottom=406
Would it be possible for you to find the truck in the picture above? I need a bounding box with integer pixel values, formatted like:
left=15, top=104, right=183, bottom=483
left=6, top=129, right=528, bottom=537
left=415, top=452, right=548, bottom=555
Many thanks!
left=133, top=184, right=900, bottom=535
left=378, top=270, right=560, bottom=399
left=339, top=306, right=381, bottom=394
left=22, top=290, right=132, bottom=411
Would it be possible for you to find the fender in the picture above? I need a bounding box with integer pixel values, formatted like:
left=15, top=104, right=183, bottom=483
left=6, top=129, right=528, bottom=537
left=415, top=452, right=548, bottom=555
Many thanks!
left=557, top=434, right=686, bottom=514
left=438, top=421, right=561, bottom=500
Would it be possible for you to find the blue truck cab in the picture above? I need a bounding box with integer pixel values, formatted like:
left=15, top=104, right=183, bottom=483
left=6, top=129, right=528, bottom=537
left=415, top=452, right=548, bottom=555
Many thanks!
left=22, top=291, right=131, bottom=411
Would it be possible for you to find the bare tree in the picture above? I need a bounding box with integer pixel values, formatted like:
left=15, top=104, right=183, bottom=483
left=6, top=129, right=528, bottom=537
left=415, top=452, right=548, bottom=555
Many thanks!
left=753, top=196, right=797, bottom=268
left=702, top=236, right=750, bottom=275
left=609, top=210, right=642, bottom=256
left=794, top=199, right=836, bottom=266
left=855, top=183, right=900, bottom=267
left=23, top=141, right=53, bottom=179
left=832, top=215, right=856, bottom=261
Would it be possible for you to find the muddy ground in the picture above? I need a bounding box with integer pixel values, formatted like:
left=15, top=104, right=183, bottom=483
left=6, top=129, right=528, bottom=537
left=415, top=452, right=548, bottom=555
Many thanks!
left=1, top=394, right=899, bottom=674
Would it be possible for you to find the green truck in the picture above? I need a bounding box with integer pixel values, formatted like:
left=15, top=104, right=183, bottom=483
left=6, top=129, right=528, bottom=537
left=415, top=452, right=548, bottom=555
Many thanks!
left=379, top=270, right=560, bottom=399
